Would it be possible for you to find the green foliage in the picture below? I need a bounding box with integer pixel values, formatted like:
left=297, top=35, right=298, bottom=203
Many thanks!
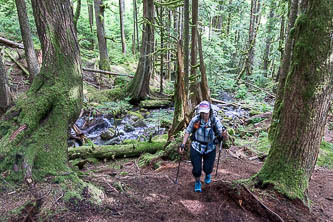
left=96, top=99, right=132, bottom=116
left=317, top=141, right=333, bottom=169
left=235, top=84, right=248, bottom=99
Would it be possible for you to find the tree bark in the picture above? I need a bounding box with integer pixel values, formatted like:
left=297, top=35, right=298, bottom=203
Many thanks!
left=0, top=0, right=83, bottom=184
left=168, top=41, right=189, bottom=139
left=159, top=5, right=164, bottom=94
left=0, top=55, right=12, bottom=111
left=198, top=31, right=210, bottom=102
left=127, top=0, right=154, bottom=103
left=255, top=0, right=333, bottom=200
left=183, top=0, right=190, bottom=96
left=262, top=0, right=275, bottom=76
left=15, top=0, right=40, bottom=82
left=189, top=0, right=202, bottom=106
left=133, top=0, right=139, bottom=51
left=119, top=0, right=126, bottom=54
left=269, top=0, right=299, bottom=140
left=94, top=0, right=111, bottom=71
left=88, top=0, right=94, bottom=32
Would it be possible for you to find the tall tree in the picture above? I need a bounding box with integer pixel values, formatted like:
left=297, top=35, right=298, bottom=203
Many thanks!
left=94, top=0, right=111, bottom=71
left=183, top=0, right=190, bottom=96
left=269, top=0, right=299, bottom=139
left=238, top=0, right=261, bottom=78
left=127, top=0, right=154, bottom=103
left=119, top=0, right=126, bottom=54
left=262, top=0, right=275, bottom=76
left=0, top=53, right=12, bottom=112
left=0, top=0, right=83, bottom=185
left=15, top=0, right=40, bottom=82
left=254, top=0, right=333, bottom=200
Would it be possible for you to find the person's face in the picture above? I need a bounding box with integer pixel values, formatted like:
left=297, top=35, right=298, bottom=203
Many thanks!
left=200, top=112, right=210, bottom=121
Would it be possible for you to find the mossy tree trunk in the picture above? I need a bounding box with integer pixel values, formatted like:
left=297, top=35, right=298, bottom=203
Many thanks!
left=0, top=0, right=83, bottom=184
left=15, top=0, right=40, bottom=82
left=127, top=0, right=154, bottom=103
left=168, top=41, right=189, bottom=139
left=269, top=0, right=299, bottom=139
left=254, top=0, right=333, bottom=201
left=94, top=0, right=111, bottom=71
left=0, top=55, right=12, bottom=112
left=119, top=0, right=126, bottom=54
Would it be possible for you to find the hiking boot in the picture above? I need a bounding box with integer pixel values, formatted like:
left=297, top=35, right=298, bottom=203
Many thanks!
left=194, top=181, right=202, bottom=192
left=204, top=174, right=211, bottom=184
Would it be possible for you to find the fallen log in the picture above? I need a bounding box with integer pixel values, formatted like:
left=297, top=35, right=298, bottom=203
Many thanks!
left=82, top=67, right=133, bottom=78
left=68, top=141, right=165, bottom=160
left=0, top=37, right=24, bottom=49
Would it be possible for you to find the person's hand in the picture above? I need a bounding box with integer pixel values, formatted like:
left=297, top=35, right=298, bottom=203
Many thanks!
left=178, top=144, right=185, bottom=154
left=222, top=130, right=229, bottom=141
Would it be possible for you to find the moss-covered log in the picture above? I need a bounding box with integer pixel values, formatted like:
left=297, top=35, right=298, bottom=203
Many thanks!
left=68, top=141, right=165, bottom=160
left=139, top=99, right=172, bottom=109
left=0, top=0, right=83, bottom=184
left=254, top=0, right=333, bottom=201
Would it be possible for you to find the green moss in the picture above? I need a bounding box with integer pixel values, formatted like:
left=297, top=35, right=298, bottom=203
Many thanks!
left=84, top=85, right=127, bottom=103
left=127, top=111, right=144, bottom=120
left=255, top=158, right=309, bottom=200
left=317, top=141, right=333, bottom=169
left=139, top=99, right=172, bottom=108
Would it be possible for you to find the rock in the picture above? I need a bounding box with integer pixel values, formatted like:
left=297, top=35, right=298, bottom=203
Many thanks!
left=100, top=128, right=116, bottom=140
left=124, top=124, right=135, bottom=132
left=133, top=119, right=147, bottom=128
left=104, top=137, right=121, bottom=145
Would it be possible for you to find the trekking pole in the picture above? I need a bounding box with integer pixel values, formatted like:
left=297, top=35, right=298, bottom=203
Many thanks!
left=215, top=138, right=223, bottom=178
left=174, top=156, right=181, bottom=184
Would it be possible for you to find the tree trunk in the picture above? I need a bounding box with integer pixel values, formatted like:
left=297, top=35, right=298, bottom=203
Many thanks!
left=168, top=41, right=189, bottom=139
left=73, top=0, right=81, bottom=30
left=189, top=0, right=202, bottom=106
left=133, top=0, right=139, bottom=51
left=127, top=0, right=154, bottom=103
left=119, top=0, right=126, bottom=54
left=15, top=0, right=40, bottom=82
left=94, top=0, right=111, bottom=71
left=255, top=0, right=333, bottom=201
left=197, top=31, right=210, bottom=102
left=226, top=0, right=233, bottom=36
left=88, top=0, right=94, bottom=32
left=269, top=0, right=299, bottom=140
left=275, top=11, right=286, bottom=82
left=262, top=1, right=275, bottom=76
left=0, top=55, right=12, bottom=111
left=183, top=0, right=190, bottom=96
left=238, top=0, right=261, bottom=79
left=0, top=0, right=83, bottom=184
left=68, top=141, right=165, bottom=160
left=159, top=5, right=164, bottom=94
left=132, top=0, right=136, bottom=54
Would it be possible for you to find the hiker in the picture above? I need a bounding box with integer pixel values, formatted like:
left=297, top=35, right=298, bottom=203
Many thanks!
left=179, top=100, right=228, bottom=192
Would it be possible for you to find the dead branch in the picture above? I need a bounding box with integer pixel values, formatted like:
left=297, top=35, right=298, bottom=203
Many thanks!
left=0, top=37, right=24, bottom=49
left=82, top=67, right=133, bottom=78
left=5, top=50, right=30, bottom=77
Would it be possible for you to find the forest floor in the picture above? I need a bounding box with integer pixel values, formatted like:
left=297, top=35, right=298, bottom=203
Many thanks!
left=1, top=144, right=332, bottom=222
left=1, top=61, right=333, bottom=221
